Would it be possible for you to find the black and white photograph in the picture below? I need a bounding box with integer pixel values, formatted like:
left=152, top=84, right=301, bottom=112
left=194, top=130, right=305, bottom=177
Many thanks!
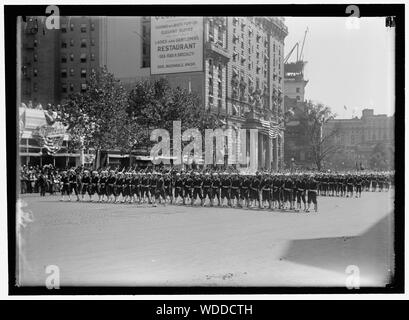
left=5, top=3, right=403, bottom=295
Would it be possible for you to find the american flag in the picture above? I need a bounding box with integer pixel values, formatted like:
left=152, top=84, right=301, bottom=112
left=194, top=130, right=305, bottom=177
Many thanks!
left=260, top=119, right=281, bottom=139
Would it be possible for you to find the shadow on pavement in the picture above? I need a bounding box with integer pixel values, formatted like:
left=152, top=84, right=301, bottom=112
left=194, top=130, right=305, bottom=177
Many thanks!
left=281, top=213, right=394, bottom=286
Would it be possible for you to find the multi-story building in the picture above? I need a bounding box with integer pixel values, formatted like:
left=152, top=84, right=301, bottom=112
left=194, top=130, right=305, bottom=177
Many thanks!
left=102, top=16, right=288, bottom=170
left=19, top=16, right=288, bottom=169
left=20, top=16, right=101, bottom=106
left=19, top=16, right=102, bottom=167
left=323, top=109, right=394, bottom=170
left=283, top=60, right=312, bottom=168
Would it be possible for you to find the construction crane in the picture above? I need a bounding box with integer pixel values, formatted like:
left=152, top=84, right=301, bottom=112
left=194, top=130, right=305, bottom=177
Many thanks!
left=284, top=42, right=299, bottom=64
left=298, top=27, right=309, bottom=62
left=284, top=27, right=308, bottom=64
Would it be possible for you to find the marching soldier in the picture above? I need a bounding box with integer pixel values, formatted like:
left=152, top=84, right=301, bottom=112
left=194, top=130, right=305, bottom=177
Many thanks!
left=240, top=173, right=251, bottom=208
left=250, top=172, right=261, bottom=209
left=220, top=172, right=232, bottom=207
left=173, top=172, right=184, bottom=205
left=201, top=172, right=212, bottom=207
left=230, top=172, right=241, bottom=208
left=192, top=172, right=203, bottom=206
left=183, top=172, right=193, bottom=205
left=306, top=175, right=318, bottom=213
left=81, top=170, right=91, bottom=201
left=211, top=172, right=221, bottom=207
left=98, top=170, right=108, bottom=202
left=60, top=170, right=70, bottom=201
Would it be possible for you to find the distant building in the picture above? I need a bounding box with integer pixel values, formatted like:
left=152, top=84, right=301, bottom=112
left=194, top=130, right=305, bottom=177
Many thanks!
left=283, top=60, right=313, bottom=168
left=323, top=109, right=394, bottom=170
left=20, top=16, right=102, bottom=106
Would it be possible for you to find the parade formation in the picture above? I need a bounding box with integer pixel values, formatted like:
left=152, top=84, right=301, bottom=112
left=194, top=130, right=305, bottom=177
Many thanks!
left=21, top=165, right=394, bottom=213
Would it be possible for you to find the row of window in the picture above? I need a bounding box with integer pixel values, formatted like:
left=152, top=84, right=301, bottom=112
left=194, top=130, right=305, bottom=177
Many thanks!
left=61, top=38, right=96, bottom=48
left=61, top=83, right=87, bottom=93
left=61, top=67, right=96, bottom=78
left=61, top=22, right=95, bottom=33
left=61, top=52, right=96, bottom=63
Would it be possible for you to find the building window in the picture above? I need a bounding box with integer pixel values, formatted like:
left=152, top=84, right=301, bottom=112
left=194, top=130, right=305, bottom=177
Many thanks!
left=218, top=64, right=222, bottom=79
left=61, top=40, right=67, bottom=48
left=61, top=54, right=67, bottom=63
left=62, top=84, right=68, bottom=93
left=80, top=24, right=87, bottom=32
left=296, top=95, right=300, bottom=101
left=61, top=24, right=67, bottom=33
left=296, top=87, right=300, bottom=93
left=81, top=69, right=87, bottom=78
left=70, top=23, right=74, bottom=31
left=90, top=22, right=95, bottom=31
left=69, top=68, right=75, bottom=76
left=208, top=59, right=213, bottom=75
left=33, top=69, right=38, bottom=77
left=33, top=83, right=38, bottom=92
left=81, top=83, right=87, bottom=92
left=218, top=98, right=222, bottom=111
left=91, top=38, right=95, bottom=46
left=209, top=78, right=213, bottom=96
left=217, top=25, right=223, bottom=44
left=218, top=82, right=222, bottom=98
left=70, top=39, right=75, bottom=46
left=70, top=83, right=74, bottom=92
left=70, top=53, right=74, bottom=61
left=80, top=53, right=87, bottom=63
left=81, top=39, right=87, bottom=48
left=208, top=20, right=214, bottom=41
left=61, top=69, right=67, bottom=78
left=91, top=53, right=95, bottom=61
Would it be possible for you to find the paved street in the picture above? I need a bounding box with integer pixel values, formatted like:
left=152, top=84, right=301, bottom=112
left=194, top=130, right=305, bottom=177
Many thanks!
left=17, top=191, right=394, bottom=287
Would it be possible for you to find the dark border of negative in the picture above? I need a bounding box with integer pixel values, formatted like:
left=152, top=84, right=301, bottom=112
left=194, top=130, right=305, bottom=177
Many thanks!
left=5, top=4, right=405, bottom=295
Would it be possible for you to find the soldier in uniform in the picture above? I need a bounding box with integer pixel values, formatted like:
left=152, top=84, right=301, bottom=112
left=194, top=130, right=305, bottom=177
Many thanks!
left=202, top=172, right=213, bottom=207
left=183, top=172, right=193, bottom=205
left=295, top=174, right=307, bottom=212
left=149, top=172, right=158, bottom=205
left=68, top=169, right=80, bottom=201
left=306, top=174, right=318, bottom=213
left=122, top=172, right=133, bottom=203
left=230, top=172, right=241, bottom=208
left=355, top=174, right=362, bottom=198
left=260, top=172, right=272, bottom=209
left=80, top=170, right=91, bottom=201
left=173, top=172, right=184, bottom=205
left=250, top=172, right=261, bottom=208
left=60, top=171, right=70, bottom=201
left=154, top=172, right=165, bottom=205
left=106, top=170, right=116, bottom=203
left=346, top=174, right=354, bottom=198
left=271, top=174, right=280, bottom=210
left=220, top=172, right=232, bottom=207
left=141, top=172, right=150, bottom=204
left=240, top=173, right=251, bottom=208
left=98, top=170, right=108, bottom=202
left=164, top=172, right=173, bottom=204
left=211, top=172, right=221, bottom=207
left=89, top=170, right=99, bottom=202
left=192, top=172, right=203, bottom=206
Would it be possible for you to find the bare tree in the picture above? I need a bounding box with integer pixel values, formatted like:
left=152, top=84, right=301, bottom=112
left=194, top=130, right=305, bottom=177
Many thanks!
left=298, top=101, right=340, bottom=170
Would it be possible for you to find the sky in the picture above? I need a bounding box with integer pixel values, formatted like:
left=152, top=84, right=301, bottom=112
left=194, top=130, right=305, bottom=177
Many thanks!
left=284, top=17, right=395, bottom=119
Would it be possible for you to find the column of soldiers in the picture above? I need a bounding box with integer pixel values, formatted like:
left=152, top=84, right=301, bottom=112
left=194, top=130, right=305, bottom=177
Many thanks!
left=57, top=168, right=394, bottom=213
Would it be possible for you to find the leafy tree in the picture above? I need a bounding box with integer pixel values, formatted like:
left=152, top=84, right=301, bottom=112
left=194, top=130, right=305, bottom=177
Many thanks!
left=369, top=142, right=394, bottom=170
left=127, top=78, right=219, bottom=151
left=298, top=101, right=340, bottom=171
left=57, top=67, right=129, bottom=167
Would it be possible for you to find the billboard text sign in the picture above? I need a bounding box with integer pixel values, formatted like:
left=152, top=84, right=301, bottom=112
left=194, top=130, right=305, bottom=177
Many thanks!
left=151, top=17, right=203, bottom=75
